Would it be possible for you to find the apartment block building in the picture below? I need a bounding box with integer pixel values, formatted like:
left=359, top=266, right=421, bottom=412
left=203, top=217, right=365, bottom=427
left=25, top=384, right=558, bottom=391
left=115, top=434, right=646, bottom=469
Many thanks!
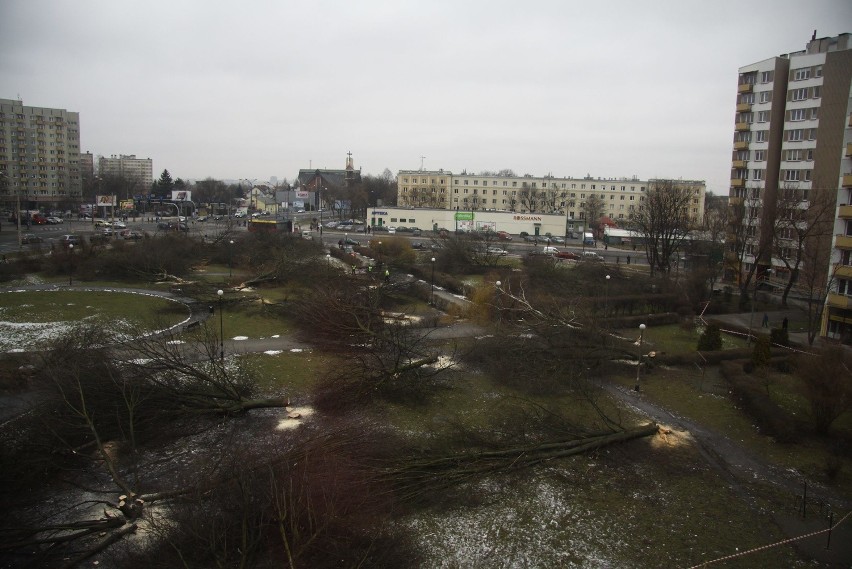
left=397, top=170, right=705, bottom=233
left=98, top=154, right=153, bottom=189
left=726, top=33, right=852, bottom=341
left=0, top=98, right=82, bottom=210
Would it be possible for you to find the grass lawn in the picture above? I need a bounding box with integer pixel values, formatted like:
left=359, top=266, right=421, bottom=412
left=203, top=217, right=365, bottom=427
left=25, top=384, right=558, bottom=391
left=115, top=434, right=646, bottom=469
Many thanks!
left=0, top=289, right=189, bottom=351
left=243, top=350, right=340, bottom=397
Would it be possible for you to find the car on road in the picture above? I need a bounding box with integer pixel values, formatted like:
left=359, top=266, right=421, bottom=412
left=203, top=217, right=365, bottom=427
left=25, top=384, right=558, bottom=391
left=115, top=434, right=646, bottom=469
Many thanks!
left=122, top=230, right=144, bottom=240
left=554, top=251, right=579, bottom=260
left=497, top=231, right=512, bottom=241
left=59, top=235, right=80, bottom=246
left=542, top=246, right=559, bottom=255
left=46, top=216, right=64, bottom=224
left=112, top=221, right=127, bottom=229
left=548, top=236, right=565, bottom=244
left=387, top=226, right=397, bottom=234
left=94, top=219, right=111, bottom=228
left=411, top=241, right=423, bottom=249
left=486, top=247, right=508, bottom=256
left=196, top=216, right=208, bottom=222
left=582, top=251, right=604, bottom=261
left=294, top=208, right=305, bottom=213
left=21, top=234, right=43, bottom=244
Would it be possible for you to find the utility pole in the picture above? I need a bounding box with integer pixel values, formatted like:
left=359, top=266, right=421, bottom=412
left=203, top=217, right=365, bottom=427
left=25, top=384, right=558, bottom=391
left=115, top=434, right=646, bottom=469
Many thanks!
left=420, top=156, right=426, bottom=171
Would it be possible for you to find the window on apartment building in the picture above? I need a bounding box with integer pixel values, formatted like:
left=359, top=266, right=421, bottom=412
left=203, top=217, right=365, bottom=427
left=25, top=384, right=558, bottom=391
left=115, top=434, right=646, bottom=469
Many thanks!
left=753, top=150, right=766, bottom=161
left=804, top=170, right=812, bottom=182
left=752, top=169, right=764, bottom=181
left=807, top=128, right=817, bottom=140
left=793, top=68, right=811, bottom=81
left=620, top=195, right=625, bottom=200
left=757, top=111, right=769, bottom=122
left=809, top=108, right=818, bottom=120
left=591, top=185, right=596, bottom=190
left=812, top=86, right=821, bottom=98
left=815, top=65, right=823, bottom=78
left=786, top=149, right=802, bottom=161
left=790, top=108, right=806, bottom=121
left=739, top=112, right=754, bottom=123
left=503, top=181, right=507, bottom=186
left=806, top=149, right=814, bottom=161
left=464, top=180, right=469, bottom=185
left=791, top=88, right=808, bottom=101
left=512, top=182, right=517, bottom=187
left=759, top=91, right=772, bottom=104
left=755, top=130, right=767, bottom=142
left=630, top=195, right=635, bottom=200
left=784, top=170, right=801, bottom=181
left=788, top=129, right=803, bottom=141
left=760, top=70, right=773, bottom=83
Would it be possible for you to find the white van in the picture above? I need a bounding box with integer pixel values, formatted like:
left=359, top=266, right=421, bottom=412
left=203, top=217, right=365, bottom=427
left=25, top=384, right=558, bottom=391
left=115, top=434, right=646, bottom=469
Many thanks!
left=542, top=246, right=559, bottom=254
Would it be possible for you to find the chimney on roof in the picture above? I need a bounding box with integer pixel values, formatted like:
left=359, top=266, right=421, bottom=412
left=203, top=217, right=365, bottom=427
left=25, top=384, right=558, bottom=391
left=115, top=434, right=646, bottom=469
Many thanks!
left=812, top=29, right=817, bottom=41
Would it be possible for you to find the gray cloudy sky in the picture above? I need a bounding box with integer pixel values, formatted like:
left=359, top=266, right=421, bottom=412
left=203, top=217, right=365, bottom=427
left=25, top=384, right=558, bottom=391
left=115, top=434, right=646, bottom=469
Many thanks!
left=2, top=1, right=850, bottom=193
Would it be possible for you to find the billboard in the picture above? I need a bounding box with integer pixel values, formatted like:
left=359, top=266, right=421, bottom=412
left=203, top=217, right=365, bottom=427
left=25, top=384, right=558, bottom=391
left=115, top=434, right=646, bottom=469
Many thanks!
left=296, top=191, right=309, bottom=199
left=96, top=195, right=116, bottom=206
left=171, top=190, right=192, bottom=201
left=120, top=199, right=135, bottom=210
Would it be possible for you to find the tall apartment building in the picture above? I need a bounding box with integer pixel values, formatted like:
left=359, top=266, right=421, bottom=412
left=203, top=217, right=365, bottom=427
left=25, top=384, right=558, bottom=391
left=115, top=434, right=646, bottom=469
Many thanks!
left=726, top=33, right=852, bottom=341
left=0, top=98, right=82, bottom=210
left=98, top=154, right=153, bottom=190
left=397, top=170, right=705, bottom=232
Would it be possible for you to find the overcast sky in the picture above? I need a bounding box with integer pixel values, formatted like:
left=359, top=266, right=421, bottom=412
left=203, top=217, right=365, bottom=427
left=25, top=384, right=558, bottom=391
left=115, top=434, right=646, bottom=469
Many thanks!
left=2, top=1, right=850, bottom=193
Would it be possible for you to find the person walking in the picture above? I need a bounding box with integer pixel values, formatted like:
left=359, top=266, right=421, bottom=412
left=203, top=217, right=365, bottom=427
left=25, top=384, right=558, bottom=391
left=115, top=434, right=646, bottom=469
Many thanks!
left=384, top=268, right=390, bottom=283
left=782, top=317, right=789, bottom=330
left=762, top=313, right=769, bottom=328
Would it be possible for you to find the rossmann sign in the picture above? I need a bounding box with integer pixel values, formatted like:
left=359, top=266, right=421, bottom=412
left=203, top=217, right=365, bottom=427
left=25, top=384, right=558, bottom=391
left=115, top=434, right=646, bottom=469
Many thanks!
left=513, top=215, right=542, bottom=221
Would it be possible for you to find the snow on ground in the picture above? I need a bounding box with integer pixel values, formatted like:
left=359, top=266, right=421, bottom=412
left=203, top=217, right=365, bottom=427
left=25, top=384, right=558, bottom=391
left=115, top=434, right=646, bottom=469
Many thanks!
left=275, top=406, right=314, bottom=430
left=401, top=473, right=622, bottom=568
left=232, top=335, right=249, bottom=341
left=263, top=350, right=282, bottom=355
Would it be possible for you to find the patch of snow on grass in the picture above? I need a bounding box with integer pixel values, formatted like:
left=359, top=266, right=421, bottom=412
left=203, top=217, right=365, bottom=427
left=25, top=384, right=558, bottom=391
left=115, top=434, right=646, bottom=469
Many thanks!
left=166, top=340, right=185, bottom=345
left=264, top=350, right=282, bottom=355
left=401, top=475, right=620, bottom=568
left=232, top=335, right=249, bottom=341
left=290, top=348, right=303, bottom=353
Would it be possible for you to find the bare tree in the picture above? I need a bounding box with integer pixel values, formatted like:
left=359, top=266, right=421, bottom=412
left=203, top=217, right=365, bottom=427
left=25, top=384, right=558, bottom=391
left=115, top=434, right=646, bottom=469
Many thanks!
left=628, top=180, right=696, bottom=276
left=517, top=185, right=537, bottom=212
left=772, top=186, right=837, bottom=307
left=584, top=195, right=605, bottom=237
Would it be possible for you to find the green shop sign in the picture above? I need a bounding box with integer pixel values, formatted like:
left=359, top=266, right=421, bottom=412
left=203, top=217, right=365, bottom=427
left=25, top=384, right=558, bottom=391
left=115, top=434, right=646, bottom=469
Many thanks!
left=454, top=212, right=474, bottom=221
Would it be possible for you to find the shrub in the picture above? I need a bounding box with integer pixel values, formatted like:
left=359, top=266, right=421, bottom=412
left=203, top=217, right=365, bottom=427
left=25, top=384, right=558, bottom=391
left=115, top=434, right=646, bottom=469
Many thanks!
left=697, top=324, right=723, bottom=351
left=752, top=336, right=771, bottom=369
left=769, top=327, right=789, bottom=347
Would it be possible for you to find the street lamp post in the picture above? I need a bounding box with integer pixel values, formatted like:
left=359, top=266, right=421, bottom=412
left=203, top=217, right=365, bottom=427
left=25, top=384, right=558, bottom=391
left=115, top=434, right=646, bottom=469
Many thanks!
left=217, top=289, right=224, bottom=361
left=68, top=243, right=74, bottom=286
left=604, top=274, right=611, bottom=318
left=229, top=240, right=234, bottom=279
left=430, top=257, right=436, bottom=305
left=635, top=323, right=646, bottom=392
left=495, top=280, right=502, bottom=331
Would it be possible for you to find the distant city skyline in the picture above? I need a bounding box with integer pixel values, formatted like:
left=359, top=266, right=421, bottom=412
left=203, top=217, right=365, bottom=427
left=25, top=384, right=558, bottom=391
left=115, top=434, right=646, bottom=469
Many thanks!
left=2, top=0, right=850, bottom=195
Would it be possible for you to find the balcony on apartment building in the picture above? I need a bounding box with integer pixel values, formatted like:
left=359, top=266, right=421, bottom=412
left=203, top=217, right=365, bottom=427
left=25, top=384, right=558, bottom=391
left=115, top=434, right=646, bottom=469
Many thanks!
left=838, top=204, right=852, bottom=219
left=836, top=234, right=852, bottom=249
left=846, top=143, right=852, bottom=157
left=827, top=292, right=852, bottom=310
left=737, top=83, right=753, bottom=93
left=844, top=174, right=852, bottom=188
left=836, top=264, right=852, bottom=280
left=730, top=178, right=745, bottom=188
left=732, top=160, right=748, bottom=169
left=736, top=103, right=752, bottom=112
left=734, top=141, right=750, bottom=150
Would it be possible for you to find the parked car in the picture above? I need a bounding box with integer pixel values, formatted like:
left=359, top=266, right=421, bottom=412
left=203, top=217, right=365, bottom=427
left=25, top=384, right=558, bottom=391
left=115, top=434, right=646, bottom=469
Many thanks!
left=519, top=231, right=529, bottom=238
left=94, top=219, right=111, bottom=228
left=112, top=221, right=127, bottom=229
left=46, top=216, right=64, bottom=224
left=582, top=251, right=604, bottom=261
left=412, top=228, right=422, bottom=236
left=58, top=234, right=80, bottom=246
left=387, top=226, right=397, bottom=234
left=411, top=241, right=424, bottom=249
left=497, top=231, right=512, bottom=241
left=542, top=246, right=559, bottom=254
left=486, top=247, right=508, bottom=256
left=548, top=236, right=565, bottom=244
left=21, top=234, right=43, bottom=244
left=372, top=225, right=388, bottom=232
left=554, top=251, right=579, bottom=260
left=196, top=216, right=208, bottom=222
left=122, top=230, right=144, bottom=240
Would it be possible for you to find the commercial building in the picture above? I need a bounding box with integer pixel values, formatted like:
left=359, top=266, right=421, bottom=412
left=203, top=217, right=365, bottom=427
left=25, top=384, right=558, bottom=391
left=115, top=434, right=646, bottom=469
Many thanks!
left=98, top=154, right=153, bottom=189
left=367, top=207, right=567, bottom=238
left=397, top=170, right=705, bottom=236
left=0, top=98, right=82, bottom=210
left=725, top=32, right=852, bottom=341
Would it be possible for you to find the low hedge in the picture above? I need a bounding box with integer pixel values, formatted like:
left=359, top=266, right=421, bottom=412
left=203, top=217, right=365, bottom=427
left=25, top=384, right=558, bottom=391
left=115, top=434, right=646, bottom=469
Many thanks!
left=719, top=360, right=798, bottom=443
